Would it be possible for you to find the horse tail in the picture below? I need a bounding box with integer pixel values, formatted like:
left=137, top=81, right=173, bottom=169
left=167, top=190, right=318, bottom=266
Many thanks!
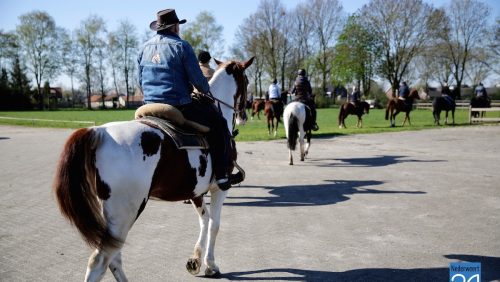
left=287, top=113, right=299, bottom=150
left=53, top=128, right=120, bottom=249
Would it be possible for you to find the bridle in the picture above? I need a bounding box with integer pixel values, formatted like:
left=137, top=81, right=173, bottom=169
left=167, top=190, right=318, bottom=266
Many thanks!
left=205, top=66, right=248, bottom=135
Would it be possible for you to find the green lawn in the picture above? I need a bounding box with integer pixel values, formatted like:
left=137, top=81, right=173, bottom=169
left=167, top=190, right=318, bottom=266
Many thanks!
left=0, top=107, right=482, bottom=141
left=234, top=107, right=475, bottom=141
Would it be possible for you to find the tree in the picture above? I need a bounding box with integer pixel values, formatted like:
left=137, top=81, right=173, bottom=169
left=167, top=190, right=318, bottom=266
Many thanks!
left=308, top=0, right=345, bottom=94
left=234, top=14, right=266, bottom=97
left=95, top=39, right=107, bottom=109
left=0, top=30, right=19, bottom=71
left=112, top=21, right=138, bottom=108
left=75, top=15, right=106, bottom=110
left=60, top=29, right=79, bottom=107
left=4, top=56, right=33, bottom=110
left=440, top=0, right=492, bottom=94
left=332, top=15, right=380, bottom=96
left=16, top=11, right=61, bottom=109
left=253, top=0, right=287, bottom=82
left=360, top=0, right=441, bottom=95
left=288, top=4, right=315, bottom=88
left=10, top=56, right=31, bottom=97
left=181, top=11, right=225, bottom=59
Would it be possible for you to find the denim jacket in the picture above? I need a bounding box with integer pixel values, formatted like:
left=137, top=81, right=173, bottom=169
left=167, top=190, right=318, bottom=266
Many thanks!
left=138, top=31, right=209, bottom=105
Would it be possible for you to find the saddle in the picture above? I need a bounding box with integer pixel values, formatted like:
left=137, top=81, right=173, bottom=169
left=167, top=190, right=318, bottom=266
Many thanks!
left=135, top=104, right=209, bottom=150
left=443, top=95, right=454, bottom=107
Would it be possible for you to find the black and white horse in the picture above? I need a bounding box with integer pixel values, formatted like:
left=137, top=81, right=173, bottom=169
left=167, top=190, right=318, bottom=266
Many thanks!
left=283, top=101, right=313, bottom=165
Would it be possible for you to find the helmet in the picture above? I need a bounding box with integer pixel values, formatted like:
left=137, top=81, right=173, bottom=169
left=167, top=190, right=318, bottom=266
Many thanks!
left=298, top=69, right=306, bottom=76
left=197, top=50, right=211, bottom=63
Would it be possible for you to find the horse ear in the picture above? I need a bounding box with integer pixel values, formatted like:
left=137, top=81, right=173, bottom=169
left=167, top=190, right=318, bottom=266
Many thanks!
left=242, top=57, right=255, bottom=70
left=214, top=58, right=223, bottom=66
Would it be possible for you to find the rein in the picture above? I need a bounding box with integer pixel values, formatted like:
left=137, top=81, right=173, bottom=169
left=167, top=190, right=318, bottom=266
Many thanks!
left=206, top=91, right=241, bottom=113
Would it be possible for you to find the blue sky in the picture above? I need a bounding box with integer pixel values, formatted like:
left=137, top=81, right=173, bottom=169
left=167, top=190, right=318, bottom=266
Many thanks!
left=2, top=0, right=497, bottom=52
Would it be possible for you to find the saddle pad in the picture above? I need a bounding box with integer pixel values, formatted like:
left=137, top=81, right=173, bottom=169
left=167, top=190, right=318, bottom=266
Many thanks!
left=137, top=116, right=209, bottom=150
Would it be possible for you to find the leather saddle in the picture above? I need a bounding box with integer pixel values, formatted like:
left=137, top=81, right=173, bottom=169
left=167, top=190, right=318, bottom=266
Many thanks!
left=135, top=103, right=209, bottom=150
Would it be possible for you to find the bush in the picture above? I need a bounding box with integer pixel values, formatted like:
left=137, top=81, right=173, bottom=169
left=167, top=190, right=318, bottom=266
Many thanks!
left=314, top=94, right=333, bottom=108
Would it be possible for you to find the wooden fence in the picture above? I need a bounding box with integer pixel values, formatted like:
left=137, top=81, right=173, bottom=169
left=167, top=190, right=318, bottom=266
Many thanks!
left=469, top=107, right=500, bottom=124
left=416, top=100, right=500, bottom=109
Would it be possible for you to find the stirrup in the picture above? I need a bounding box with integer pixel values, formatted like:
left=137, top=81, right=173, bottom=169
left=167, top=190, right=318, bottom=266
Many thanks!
left=216, top=178, right=231, bottom=191
left=230, top=161, right=246, bottom=185
left=230, top=171, right=244, bottom=185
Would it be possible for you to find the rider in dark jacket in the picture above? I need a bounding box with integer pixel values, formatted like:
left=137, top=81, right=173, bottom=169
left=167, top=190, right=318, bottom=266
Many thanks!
left=292, top=69, right=319, bottom=131
left=398, top=81, right=410, bottom=100
left=349, top=86, right=361, bottom=107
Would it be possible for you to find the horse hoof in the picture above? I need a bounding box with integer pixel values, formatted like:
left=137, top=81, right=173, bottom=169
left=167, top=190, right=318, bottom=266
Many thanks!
left=390, top=124, right=395, bottom=128
left=205, top=268, right=221, bottom=278
left=186, top=258, right=201, bottom=275
left=289, top=162, right=293, bottom=165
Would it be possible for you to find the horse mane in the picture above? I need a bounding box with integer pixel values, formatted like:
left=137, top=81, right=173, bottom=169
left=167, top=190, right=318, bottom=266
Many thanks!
left=409, top=89, right=419, bottom=98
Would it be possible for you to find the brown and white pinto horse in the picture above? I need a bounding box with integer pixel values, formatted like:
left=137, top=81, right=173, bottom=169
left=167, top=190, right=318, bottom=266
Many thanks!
left=385, top=89, right=424, bottom=127
left=53, top=58, right=254, bottom=281
left=338, top=101, right=370, bottom=128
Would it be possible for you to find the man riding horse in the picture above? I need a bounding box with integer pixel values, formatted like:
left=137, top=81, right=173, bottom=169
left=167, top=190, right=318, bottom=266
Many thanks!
left=349, top=85, right=361, bottom=108
left=291, top=69, right=319, bottom=131
left=138, top=9, right=240, bottom=190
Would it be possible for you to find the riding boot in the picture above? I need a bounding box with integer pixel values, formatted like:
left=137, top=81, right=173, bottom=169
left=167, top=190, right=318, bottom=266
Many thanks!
left=311, top=106, right=319, bottom=131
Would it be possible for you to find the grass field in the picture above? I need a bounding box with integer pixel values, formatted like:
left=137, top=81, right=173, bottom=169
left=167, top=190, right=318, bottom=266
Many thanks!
left=0, top=107, right=488, bottom=141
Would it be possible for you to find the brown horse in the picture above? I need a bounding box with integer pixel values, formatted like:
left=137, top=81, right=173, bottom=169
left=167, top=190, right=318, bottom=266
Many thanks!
left=385, top=89, right=422, bottom=127
left=264, top=99, right=284, bottom=136
left=338, top=101, right=370, bottom=128
left=251, top=99, right=265, bottom=120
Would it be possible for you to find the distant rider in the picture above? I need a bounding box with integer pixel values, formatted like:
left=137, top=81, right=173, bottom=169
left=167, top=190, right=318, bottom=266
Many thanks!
left=292, top=69, right=319, bottom=131
left=398, top=81, right=410, bottom=100
left=349, top=85, right=361, bottom=107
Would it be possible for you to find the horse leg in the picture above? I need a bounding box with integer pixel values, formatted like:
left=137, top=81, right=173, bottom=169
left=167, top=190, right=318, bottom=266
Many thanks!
left=108, top=251, right=127, bottom=282
left=186, top=196, right=209, bottom=275
left=289, top=148, right=294, bottom=165
left=267, top=119, right=271, bottom=135
left=445, top=111, right=449, bottom=125
left=390, top=110, right=396, bottom=127
left=452, top=110, right=455, bottom=125
left=85, top=189, right=145, bottom=281
left=85, top=242, right=126, bottom=281
left=274, top=118, right=278, bottom=137
left=204, top=187, right=228, bottom=277
left=299, top=128, right=306, bottom=161
left=304, top=131, right=311, bottom=157
left=433, top=110, right=439, bottom=125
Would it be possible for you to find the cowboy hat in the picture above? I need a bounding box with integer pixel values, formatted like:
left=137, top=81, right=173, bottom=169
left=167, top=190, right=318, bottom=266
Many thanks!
left=149, top=9, right=186, bottom=31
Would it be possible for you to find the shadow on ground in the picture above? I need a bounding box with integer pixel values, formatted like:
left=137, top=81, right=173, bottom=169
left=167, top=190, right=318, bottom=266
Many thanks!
left=225, top=179, right=425, bottom=207
left=218, top=254, right=499, bottom=282
left=308, top=155, right=445, bottom=168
